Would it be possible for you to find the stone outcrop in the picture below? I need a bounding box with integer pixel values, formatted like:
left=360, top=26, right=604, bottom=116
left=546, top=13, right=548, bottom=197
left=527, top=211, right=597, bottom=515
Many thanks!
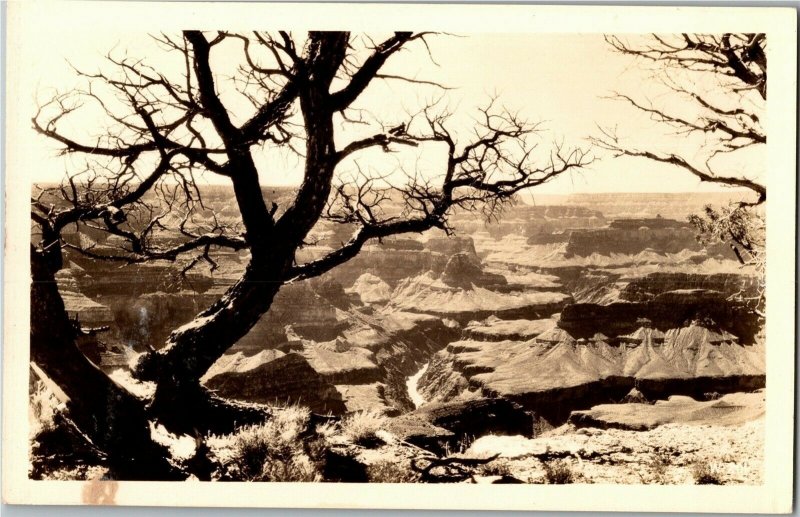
left=464, top=316, right=555, bottom=342
left=386, top=398, right=534, bottom=452
left=440, top=253, right=507, bottom=290
left=449, top=205, right=605, bottom=239
left=423, top=235, right=479, bottom=259
left=56, top=269, right=114, bottom=327
left=391, top=273, right=571, bottom=324
left=569, top=391, right=765, bottom=431
left=302, top=340, right=382, bottom=385
left=235, top=282, right=347, bottom=352
left=203, top=352, right=347, bottom=415
left=338, top=310, right=461, bottom=414
left=419, top=321, right=764, bottom=424
left=322, top=243, right=448, bottom=289
left=555, top=191, right=758, bottom=220
left=617, top=272, right=760, bottom=303
left=558, top=289, right=761, bottom=345
left=348, top=273, right=392, bottom=305
left=565, top=217, right=734, bottom=259
left=566, top=219, right=697, bottom=257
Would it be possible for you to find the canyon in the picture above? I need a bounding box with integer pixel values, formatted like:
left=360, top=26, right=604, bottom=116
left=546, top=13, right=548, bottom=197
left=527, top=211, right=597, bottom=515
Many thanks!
left=52, top=190, right=765, bottom=480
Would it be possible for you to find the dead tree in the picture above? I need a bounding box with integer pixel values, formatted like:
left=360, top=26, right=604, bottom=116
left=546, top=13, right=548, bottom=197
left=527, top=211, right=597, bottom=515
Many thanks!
left=30, top=31, right=590, bottom=478
left=592, top=33, right=766, bottom=311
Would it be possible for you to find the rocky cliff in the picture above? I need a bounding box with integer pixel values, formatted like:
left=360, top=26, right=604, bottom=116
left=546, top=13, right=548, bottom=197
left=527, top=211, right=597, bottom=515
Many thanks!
left=203, top=352, right=347, bottom=415
left=558, top=289, right=760, bottom=345
left=449, top=205, right=606, bottom=239
left=419, top=316, right=764, bottom=424
left=322, top=245, right=447, bottom=289
left=391, top=273, right=571, bottom=324
left=203, top=308, right=461, bottom=415
left=566, top=218, right=696, bottom=257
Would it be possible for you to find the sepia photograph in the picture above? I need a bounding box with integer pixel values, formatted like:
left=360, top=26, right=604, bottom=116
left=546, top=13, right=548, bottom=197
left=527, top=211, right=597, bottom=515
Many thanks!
left=3, top=1, right=796, bottom=512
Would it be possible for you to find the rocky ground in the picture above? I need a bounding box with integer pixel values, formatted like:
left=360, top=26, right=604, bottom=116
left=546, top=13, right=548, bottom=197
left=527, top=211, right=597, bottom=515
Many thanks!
left=461, top=391, right=765, bottom=485
left=326, top=390, right=766, bottom=485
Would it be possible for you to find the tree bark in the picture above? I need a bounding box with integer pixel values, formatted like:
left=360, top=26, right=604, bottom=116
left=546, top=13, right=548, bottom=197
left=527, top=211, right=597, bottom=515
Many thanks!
left=134, top=33, right=352, bottom=427
left=133, top=254, right=290, bottom=427
left=30, top=241, right=180, bottom=480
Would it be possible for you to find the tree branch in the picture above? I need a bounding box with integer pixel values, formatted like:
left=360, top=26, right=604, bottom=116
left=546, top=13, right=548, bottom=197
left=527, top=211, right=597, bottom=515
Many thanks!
left=330, top=32, right=417, bottom=111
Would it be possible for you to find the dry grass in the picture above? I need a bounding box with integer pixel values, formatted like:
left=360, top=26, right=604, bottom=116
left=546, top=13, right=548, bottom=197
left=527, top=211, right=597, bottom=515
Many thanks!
left=210, top=405, right=319, bottom=482
left=340, top=409, right=388, bottom=447
left=478, top=458, right=512, bottom=477
left=692, top=459, right=724, bottom=485
left=648, top=450, right=672, bottom=484
left=314, top=419, right=340, bottom=440
left=542, top=459, right=576, bottom=484
left=367, top=460, right=418, bottom=483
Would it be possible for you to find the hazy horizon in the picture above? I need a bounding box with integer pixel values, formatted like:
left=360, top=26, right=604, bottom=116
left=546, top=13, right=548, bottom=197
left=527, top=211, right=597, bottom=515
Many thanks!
left=17, top=32, right=763, bottom=195
left=32, top=180, right=758, bottom=198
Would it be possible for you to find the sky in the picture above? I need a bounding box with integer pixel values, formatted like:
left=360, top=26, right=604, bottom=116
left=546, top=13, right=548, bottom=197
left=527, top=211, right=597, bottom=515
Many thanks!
left=10, top=29, right=764, bottom=196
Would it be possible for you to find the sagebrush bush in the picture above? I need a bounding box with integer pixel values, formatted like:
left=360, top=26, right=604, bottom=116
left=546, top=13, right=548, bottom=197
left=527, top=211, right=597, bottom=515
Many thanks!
left=478, top=459, right=512, bottom=478
left=314, top=420, right=339, bottom=442
left=216, top=405, right=319, bottom=482
left=367, top=460, right=418, bottom=483
left=340, top=409, right=388, bottom=447
left=442, top=434, right=475, bottom=458
left=542, top=459, right=576, bottom=484
left=692, top=460, right=724, bottom=485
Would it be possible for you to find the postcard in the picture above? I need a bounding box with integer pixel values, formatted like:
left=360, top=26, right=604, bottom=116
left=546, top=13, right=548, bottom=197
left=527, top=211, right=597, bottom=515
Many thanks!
left=3, top=1, right=796, bottom=512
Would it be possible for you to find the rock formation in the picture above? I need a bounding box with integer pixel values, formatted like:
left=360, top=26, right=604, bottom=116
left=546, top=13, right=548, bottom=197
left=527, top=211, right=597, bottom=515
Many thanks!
left=348, top=273, right=392, bottom=305
left=439, top=252, right=508, bottom=290
left=203, top=352, right=347, bottom=415
left=419, top=319, right=764, bottom=424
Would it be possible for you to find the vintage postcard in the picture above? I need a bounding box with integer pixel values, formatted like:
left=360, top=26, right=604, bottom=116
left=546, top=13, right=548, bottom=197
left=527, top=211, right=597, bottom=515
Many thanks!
left=3, top=1, right=796, bottom=512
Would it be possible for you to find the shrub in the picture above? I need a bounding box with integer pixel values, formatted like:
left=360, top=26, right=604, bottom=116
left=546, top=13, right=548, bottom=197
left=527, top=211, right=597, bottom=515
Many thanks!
left=692, top=460, right=724, bottom=485
left=542, top=459, right=576, bottom=484
left=532, top=416, right=555, bottom=437
left=478, top=459, right=512, bottom=478
left=367, top=460, right=418, bottom=483
left=647, top=450, right=672, bottom=484
left=442, top=434, right=475, bottom=458
left=218, top=405, right=319, bottom=482
left=314, top=419, right=340, bottom=440
left=340, top=409, right=388, bottom=448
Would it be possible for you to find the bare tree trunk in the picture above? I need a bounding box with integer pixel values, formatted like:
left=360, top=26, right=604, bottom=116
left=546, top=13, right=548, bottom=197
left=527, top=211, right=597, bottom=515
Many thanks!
left=134, top=254, right=290, bottom=433
left=134, top=33, right=351, bottom=428
left=30, top=242, right=180, bottom=480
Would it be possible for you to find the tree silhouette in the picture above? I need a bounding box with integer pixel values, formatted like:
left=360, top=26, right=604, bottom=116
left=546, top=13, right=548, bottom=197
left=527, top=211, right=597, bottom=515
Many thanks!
left=592, top=33, right=766, bottom=312
left=30, top=31, right=590, bottom=478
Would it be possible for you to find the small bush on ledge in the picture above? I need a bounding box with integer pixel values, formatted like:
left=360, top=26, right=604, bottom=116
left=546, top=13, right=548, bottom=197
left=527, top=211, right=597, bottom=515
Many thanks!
left=542, top=459, right=576, bottom=484
left=341, top=409, right=389, bottom=448
left=213, top=405, right=319, bottom=482
left=692, top=460, right=725, bottom=485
